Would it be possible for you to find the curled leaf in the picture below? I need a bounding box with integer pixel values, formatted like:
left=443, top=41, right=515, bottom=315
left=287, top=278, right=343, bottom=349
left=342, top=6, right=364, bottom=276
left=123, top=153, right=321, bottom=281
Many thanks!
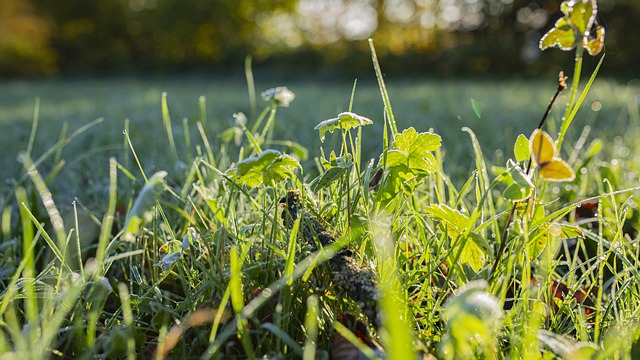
left=314, top=112, right=373, bottom=142
left=123, top=171, right=168, bottom=241
left=540, top=17, right=576, bottom=51
left=158, top=240, right=183, bottom=272
left=584, top=25, right=605, bottom=56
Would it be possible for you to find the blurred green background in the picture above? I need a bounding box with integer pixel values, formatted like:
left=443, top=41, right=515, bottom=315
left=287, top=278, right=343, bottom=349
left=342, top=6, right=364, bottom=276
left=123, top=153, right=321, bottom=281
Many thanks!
left=2, top=0, right=638, bottom=78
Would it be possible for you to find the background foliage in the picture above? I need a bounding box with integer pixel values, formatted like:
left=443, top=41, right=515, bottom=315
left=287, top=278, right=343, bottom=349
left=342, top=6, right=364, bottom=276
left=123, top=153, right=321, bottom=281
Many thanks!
left=2, top=0, right=639, bottom=77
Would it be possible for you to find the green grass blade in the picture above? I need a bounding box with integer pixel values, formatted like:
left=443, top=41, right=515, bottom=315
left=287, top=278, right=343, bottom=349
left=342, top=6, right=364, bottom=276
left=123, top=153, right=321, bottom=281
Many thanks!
left=557, top=54, right=605, bottom=151
left=196, top=121, right=216, bottom=165
left=369, top=39, right=398, bottom=137
left=94, top=158, right=118, bottom=273
left=374, top=218, right=417, bottom=360
left=21, top=153, right=68, bottom=254
left=302, top=295, right=319, bottom=360
left=25, top=97, right=40, bottom=157
left=229, top=246, right=254, bottom=358
left=245, top=55, right=257, bottom=119
left=161, top=92, right=178, bottom=162
left=117, top=283, right=137, bottom=360
left=199, top=95, right=208, bottom=132
left=284, top=216, right=301, bottom=285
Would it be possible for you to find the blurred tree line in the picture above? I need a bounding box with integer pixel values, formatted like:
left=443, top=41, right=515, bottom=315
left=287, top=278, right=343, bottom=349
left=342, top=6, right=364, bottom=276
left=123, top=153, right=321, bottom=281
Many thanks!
left=1, top=0, right=637, bottom=77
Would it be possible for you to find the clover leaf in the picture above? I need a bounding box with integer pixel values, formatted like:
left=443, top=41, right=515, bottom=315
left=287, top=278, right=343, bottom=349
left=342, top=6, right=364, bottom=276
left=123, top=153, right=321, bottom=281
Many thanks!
left=314, top=112, right=373, bottom=142
left=231, top=149, right=300, bottom=189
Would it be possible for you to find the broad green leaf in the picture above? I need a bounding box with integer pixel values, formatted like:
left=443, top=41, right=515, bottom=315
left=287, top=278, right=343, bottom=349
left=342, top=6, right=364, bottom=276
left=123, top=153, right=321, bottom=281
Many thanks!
left=313, top=167, right=346, bottom=191
left=386, top=127, right=441, bottom=173
left=232, top=149, right=300, bottom=189
left=503, top=165, right=533, bottom=201
left=123, top=171, right=168, bottom=241
left=468, top=232, right=493, bottom=256
left=425, top=204, right=472, bottom=238
left=394, top=127, right=441, bottom=154
left=264, top=155, right=300, bottom=184
left=314, top=112, right=373, bottom=142
left=385, top=150, right=407, bottom=168
left=503, top=183, right=533, bottom=201
left=378, top=164, right=418, bottom=205
left=459, top=237, right=487, bottom=272
left=540, top=18, right=576, bottom=51
left=514, top=134, right=530, bottom=163
left=511, top=166, right=534, bottom=188
left=567, top=0, right=596, bottom=34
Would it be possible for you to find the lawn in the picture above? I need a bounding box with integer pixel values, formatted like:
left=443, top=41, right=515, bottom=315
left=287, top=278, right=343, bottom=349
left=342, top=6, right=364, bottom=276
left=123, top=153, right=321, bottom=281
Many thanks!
left=2, top=73, right=638, bottom=185
left=1, top=59, right=640, bottom=358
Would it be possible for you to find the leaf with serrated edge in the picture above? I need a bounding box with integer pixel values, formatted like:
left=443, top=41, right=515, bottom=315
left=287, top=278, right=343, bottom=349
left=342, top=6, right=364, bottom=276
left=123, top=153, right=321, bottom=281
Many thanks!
left=387, top=127, right=442, bottom=171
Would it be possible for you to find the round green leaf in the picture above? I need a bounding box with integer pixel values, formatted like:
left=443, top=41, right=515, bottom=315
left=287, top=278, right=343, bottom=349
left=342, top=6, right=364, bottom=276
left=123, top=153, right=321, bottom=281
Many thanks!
left=514, top=134, right=530, bottom=163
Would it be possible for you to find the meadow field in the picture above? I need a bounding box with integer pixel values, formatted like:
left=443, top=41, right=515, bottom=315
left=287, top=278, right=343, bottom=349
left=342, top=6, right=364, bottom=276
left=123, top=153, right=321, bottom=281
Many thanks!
left=2, top=73, right=639, bottom=184
left=1, top=64, right=640, bottom=358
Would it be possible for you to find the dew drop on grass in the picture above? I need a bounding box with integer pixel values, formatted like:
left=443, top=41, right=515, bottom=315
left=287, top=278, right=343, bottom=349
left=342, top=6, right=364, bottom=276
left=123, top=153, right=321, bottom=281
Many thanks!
left=581, top=167, right=588, bottom=175
left=262, top=288, right=272, bottom=298
left=122, top=130, right=127, bottom=135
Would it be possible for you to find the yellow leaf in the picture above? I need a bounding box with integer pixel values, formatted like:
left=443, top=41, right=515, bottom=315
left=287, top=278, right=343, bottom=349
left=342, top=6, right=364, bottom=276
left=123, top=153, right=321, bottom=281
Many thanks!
left=530, top=129, right=575, bottom=182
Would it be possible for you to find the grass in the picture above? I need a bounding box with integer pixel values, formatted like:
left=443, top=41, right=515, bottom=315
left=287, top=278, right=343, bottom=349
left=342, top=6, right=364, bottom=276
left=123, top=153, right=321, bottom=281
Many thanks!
left=1, top=56, right=640, bottom=358
left=2, top=74, right=639, bottom=187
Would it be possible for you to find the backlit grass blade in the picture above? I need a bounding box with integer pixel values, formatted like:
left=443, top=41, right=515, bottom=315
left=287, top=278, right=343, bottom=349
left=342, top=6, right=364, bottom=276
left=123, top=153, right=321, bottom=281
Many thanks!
left=245, top=55, right=257, bottom=119
left=229, top=246, right=254, bottom=358
left=373, top=217, right=416, bottom=360
left=369, top=39, right=398, bottom=137
left=302, top=295, right=319, bottom=360
left=117, top=283, right=137, bottom=360
left=25, top=97, right=40, bottom=157
left=557, top=54, right=605, bottom=151
left=161, top=92, right=178, bottom=162
left=94, top=158, right=118, bottom=271
left=21, top=153, right=68, bottom=255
